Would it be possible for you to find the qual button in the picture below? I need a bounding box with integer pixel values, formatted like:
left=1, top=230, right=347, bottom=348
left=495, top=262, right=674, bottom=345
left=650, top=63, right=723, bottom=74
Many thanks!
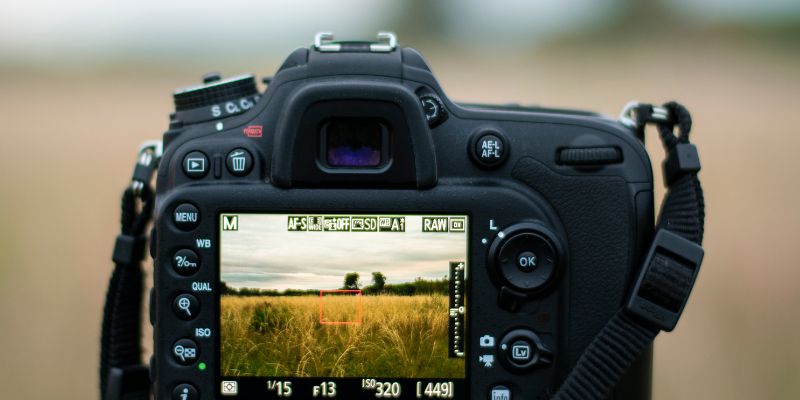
left=173, top=293, right=200, bottom=321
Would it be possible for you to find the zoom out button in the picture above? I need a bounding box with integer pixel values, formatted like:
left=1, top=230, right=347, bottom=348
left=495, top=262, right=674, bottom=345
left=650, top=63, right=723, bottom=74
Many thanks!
left=172, top=338, right=199, bottom=366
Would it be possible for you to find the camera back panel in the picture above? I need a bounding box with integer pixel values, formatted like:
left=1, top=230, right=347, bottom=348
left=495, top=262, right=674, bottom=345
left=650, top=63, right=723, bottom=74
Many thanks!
left=151, top=43, right=655, bottom=400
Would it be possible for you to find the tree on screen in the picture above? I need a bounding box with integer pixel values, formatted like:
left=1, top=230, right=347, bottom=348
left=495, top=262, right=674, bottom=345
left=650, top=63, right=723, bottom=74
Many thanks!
left=343, top=272, right=361, bottom=290
left=371, top=272, right=386, bottom=293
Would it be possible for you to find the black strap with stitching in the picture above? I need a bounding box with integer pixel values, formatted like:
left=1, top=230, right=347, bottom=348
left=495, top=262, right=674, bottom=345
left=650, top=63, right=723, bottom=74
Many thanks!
left=101, top=145, right=159, bottom=400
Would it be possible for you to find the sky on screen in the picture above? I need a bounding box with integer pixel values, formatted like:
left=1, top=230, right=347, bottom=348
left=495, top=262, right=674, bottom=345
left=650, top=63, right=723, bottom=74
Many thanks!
left=220, top=214, right=468, bottom=291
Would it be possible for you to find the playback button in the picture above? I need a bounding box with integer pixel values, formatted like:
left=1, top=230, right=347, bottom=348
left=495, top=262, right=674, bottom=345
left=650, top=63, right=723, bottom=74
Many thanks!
left=183, top=151, right=209, bottom=179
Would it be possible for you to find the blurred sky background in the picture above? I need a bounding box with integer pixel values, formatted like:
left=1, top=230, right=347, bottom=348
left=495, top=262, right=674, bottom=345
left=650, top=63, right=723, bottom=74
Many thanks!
left=0, top=0, right=798, bottom=399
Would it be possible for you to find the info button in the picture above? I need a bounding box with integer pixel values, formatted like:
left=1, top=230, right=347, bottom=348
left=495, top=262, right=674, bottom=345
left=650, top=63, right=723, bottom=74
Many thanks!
left=173, top=203, right=200, bottom=231
left=490, top=385, right=511, bottom=400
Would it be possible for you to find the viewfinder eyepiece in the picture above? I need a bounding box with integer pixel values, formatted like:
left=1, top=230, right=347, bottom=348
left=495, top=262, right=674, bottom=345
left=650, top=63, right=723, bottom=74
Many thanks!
left=322, top=118, right=388, bottom=168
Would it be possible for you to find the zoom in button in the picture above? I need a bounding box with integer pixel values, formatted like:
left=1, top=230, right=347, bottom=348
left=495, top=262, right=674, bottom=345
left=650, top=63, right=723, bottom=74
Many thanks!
left=173, top=294, right=199, bottom=321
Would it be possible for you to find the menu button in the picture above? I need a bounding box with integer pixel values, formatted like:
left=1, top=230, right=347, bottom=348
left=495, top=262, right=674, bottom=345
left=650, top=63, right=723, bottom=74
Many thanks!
left=174, top=203, right=200, bottom=231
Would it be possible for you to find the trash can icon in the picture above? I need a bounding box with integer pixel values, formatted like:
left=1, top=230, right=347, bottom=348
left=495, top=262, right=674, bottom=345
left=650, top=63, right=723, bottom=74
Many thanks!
left=230, top=151, right=246, bottom=172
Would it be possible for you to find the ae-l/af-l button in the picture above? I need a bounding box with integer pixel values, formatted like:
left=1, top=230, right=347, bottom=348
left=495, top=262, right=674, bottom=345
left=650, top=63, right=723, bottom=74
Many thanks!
left=471, top=131, right=508, bottom=168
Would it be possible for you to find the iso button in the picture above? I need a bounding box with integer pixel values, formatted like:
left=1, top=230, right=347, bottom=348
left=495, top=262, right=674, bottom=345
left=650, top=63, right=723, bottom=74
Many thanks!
left=226, top=148, right=253, bottom=176
left=183, top=151, right=209, bottom=179
left=173, top=203, right=200, bottom=231
left=471, top=131, right=508, bottom=168
left=172, top=338, right=199, bottom=366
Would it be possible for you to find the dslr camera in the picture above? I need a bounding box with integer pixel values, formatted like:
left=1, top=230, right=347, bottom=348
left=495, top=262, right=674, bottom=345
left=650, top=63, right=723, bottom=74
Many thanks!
left=106, top=32, right=706, bottom=400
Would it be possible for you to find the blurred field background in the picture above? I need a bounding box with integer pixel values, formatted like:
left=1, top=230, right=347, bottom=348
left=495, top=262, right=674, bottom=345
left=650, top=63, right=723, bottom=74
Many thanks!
left=0, top=0, right=798, bottom=399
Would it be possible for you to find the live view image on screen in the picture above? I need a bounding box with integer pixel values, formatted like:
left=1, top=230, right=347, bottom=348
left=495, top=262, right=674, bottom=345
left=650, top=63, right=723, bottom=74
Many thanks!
left=219, top=214, right=469, bottom=379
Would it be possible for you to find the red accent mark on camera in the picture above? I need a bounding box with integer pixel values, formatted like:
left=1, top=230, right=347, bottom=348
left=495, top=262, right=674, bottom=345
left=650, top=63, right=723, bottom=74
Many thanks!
left=243, top=125, right=263, bottom=138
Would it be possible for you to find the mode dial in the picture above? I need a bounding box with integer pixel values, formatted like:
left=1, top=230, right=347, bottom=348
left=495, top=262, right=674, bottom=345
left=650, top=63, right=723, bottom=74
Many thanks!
left=172, top=74, right=260, bottom=124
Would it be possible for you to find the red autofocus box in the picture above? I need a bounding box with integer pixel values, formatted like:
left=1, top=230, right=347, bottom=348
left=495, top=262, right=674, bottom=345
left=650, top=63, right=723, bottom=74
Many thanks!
left=319, top=289, right=363, bottom=325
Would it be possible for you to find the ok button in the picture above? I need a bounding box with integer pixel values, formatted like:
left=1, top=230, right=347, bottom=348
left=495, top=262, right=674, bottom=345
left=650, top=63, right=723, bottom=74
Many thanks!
left=517, top=251, right=537, bottom=272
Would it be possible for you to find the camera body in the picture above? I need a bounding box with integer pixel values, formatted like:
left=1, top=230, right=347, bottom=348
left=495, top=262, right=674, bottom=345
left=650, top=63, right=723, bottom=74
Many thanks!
left=150, top=34, right=655, bottom=399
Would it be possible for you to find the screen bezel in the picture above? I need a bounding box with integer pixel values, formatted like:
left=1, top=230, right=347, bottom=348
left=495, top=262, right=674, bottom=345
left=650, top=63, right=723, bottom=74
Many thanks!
left=215, top=211, right=473, bottom=399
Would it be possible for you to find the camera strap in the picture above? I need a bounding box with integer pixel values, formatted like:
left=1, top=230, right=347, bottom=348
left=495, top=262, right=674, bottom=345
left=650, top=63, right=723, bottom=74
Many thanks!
left=100, top=104, right=704, bottom=400
left=101, top=143, right=161, bottom=400
left=552, top=101, right=705, bottom=399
